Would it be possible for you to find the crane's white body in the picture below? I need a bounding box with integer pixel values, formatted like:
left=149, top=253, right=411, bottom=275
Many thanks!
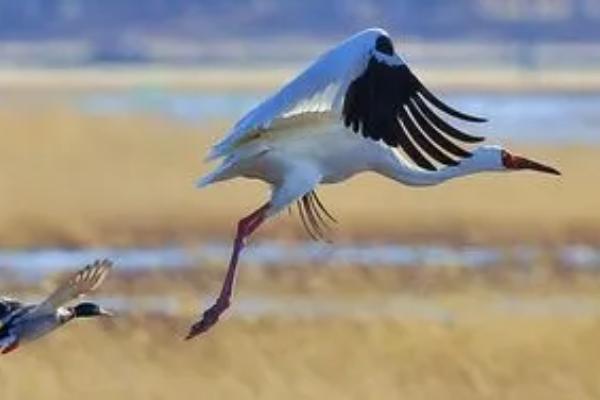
left=202, top=113, right=378, bottom=181
left=199, top=110, right=503, bottom=216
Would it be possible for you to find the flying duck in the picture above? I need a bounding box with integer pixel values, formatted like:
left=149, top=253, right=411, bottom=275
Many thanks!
left=0, top=259, right=113, bottom=354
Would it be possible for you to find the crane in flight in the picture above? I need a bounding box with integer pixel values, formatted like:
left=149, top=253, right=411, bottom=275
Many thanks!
left=186, top=28, right=560, bottom=339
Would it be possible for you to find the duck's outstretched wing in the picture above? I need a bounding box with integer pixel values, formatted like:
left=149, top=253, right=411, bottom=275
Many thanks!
left=0, top=298, right=26, bottom=329
left=0, top=298, right=24, bottom=319
left=30, top=259, right=113, bottom=316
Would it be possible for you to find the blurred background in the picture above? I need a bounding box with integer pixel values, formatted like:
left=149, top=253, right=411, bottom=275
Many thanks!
left=1, top=1, right=600, bottom=399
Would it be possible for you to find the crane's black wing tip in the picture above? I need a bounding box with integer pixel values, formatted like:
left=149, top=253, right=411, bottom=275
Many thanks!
left=413, top=80, right=488, bottom=124
left=296, top=192, right=337, bottom=242
left=467, top=115, right=488, bottom=124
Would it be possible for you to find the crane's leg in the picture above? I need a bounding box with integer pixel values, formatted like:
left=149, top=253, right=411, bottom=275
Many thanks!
left=186, top=202, right=270, bottom=339
left=186, top=167, right=321, bottom=339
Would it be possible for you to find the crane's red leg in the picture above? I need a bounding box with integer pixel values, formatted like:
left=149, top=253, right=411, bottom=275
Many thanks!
left=186, top=203, right=270, bottom=339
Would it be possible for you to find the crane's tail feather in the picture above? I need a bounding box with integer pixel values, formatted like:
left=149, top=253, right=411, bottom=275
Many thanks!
left=198, top=148, right=270, bottom=188
left=196, top=159, right=236, bottom=188
left=293, top=191, right=337, bottom=242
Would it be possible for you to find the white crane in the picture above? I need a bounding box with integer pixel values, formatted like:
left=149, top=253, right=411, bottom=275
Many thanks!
left=186, top=27, right=560, bottom=339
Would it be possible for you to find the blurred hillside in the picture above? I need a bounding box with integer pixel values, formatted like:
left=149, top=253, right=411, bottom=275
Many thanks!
left=1, top=0, right=599, bottom=41
left=0, top=0, right=598, bottom=66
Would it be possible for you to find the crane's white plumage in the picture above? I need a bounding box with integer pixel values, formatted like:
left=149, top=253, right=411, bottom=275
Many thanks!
left=186, top=27, right=560, bottom=340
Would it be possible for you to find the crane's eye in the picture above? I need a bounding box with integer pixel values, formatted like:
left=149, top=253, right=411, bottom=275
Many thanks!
left=375, top=36, right=394, bottom=55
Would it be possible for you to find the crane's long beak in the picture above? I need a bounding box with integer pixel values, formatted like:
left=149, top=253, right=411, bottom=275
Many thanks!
left=510, top=155, right=561, bottom=175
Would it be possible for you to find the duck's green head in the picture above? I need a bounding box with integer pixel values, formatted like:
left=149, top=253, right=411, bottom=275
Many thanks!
left=72, top=302, right=113, bottom=318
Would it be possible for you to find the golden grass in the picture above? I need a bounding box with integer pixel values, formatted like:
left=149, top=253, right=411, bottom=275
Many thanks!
left=0, top=102, right=597, bottom=246
left=1, top=311, right=600, bottom=400
left=3, top=260, right=600, bottom=399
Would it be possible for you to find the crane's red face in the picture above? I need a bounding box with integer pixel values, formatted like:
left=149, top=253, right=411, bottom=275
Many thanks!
left=501, top=150, right=561, bottom=175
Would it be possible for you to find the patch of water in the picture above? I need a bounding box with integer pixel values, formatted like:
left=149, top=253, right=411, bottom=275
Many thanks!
left=0, top=241, right=599, bottom=282
left=76, top=90, right=600, bottom=144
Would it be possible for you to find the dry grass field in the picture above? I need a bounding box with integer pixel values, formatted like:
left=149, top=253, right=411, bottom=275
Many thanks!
left=0, top=101, right=596, bottom=247
left=1, top=312, right=600, bottom=400
left=3, top=262, right=600, bottom=400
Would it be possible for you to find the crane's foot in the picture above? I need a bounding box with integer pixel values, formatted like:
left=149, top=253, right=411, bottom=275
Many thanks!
left=185, top=301, right=229, bottom=340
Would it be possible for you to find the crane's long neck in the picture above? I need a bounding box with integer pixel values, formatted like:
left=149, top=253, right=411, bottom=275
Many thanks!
left=379, top=153, right=490, bottom=187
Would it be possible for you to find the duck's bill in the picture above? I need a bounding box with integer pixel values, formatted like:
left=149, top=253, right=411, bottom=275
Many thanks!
left=511, top=155, right=561, bottom=175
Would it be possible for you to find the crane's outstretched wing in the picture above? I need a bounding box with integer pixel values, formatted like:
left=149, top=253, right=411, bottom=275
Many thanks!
left=208, top=28, right=386, bottom=159
left=29, top=259, right=113, bottom=316
left=208, top=28, right=486, bottom=170
left=342, top=55, right=485, bottom=171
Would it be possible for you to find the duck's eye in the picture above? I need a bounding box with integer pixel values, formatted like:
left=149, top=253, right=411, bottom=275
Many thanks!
left=375, top=36, right=394, bottom=55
